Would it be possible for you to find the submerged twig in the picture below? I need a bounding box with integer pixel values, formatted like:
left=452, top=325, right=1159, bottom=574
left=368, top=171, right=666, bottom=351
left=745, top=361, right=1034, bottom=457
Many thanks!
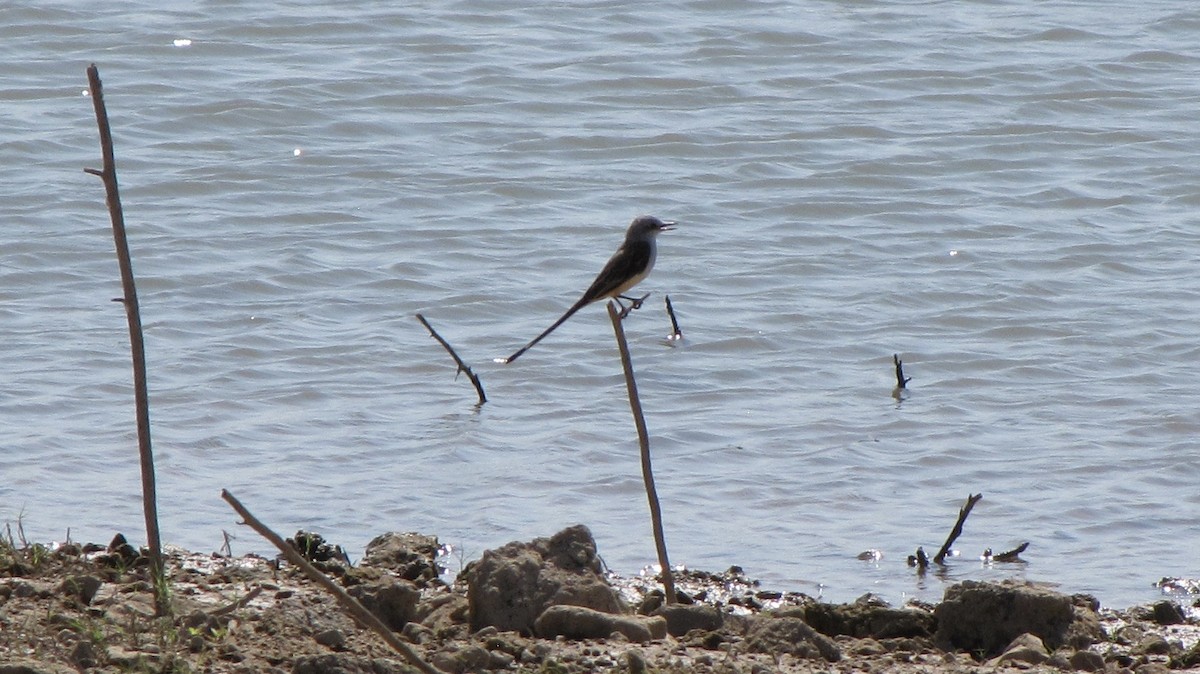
left=220, top=490, right=443, bottom=674
left=83, top=63, right=167, bottom=616
left=416, top=313, right=486, bottom=405
left=990, top=541, right=1029, bottom=563
left=664, top=295, right=683, bottom=340
left=893, top=354, right=911, bottom=389
left=608, top=301, right=676, bottom=603
left=934, top=493, right=983, bottom=565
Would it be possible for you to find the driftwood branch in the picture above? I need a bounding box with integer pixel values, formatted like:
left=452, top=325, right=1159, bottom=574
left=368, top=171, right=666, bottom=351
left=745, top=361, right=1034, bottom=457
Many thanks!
left=893, top=354, right=911, bottom=389
left=907, top=546, right=930, bottom=570
left=934, top=493, right=983, bottom=565
left=664, top=295, right=683, bottom=340
left=989, top=541, right=1029, bottom=563
left=607, top=301, right=676, bottom=604
left=220, top=490, right=443, bottom=674
left=83, top=64, right=167, bottom=616
left=415, top=313, right=486, bottom=405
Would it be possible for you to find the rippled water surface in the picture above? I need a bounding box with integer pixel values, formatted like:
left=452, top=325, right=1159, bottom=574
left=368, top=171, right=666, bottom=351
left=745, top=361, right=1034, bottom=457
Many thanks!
left=3, top=1, right=1199, bottom=608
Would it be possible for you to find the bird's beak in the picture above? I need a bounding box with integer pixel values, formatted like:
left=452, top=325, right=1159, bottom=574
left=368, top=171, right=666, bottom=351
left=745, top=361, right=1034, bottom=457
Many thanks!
left=660, top=220, right=677, bottom=231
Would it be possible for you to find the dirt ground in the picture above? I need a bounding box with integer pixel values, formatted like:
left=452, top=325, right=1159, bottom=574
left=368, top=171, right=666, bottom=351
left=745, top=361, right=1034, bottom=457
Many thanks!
left=1, top=531, right=1197, bottom=674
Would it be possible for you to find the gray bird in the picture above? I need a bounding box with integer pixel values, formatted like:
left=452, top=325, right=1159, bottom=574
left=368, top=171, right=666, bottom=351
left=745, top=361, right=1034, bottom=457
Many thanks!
left=499, top=215, right=674, bottom=364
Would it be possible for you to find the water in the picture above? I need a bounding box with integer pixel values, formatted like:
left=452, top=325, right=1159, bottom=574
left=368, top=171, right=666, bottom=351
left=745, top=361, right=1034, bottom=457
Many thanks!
left=3, top=1, right=1199, bottom=609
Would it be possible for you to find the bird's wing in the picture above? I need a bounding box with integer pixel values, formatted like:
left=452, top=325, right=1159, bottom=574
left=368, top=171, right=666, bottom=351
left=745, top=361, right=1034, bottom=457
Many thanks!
left=580, top=239, right=653, bottom=302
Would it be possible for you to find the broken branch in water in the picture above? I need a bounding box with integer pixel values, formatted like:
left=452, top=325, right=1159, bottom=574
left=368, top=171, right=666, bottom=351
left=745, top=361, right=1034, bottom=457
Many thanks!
left=907, top=546, right=930, bottom=570
left=934, top=493, right=983, bottom=565
left=987, top=541, right=1029, bottom=563
left=220, top=489, right=444, bottom=674
left=893, top=354, right=911, bottom=389
left=415, top=313, right=486, bottom=405
left=664, top=295, right=683, bottom=341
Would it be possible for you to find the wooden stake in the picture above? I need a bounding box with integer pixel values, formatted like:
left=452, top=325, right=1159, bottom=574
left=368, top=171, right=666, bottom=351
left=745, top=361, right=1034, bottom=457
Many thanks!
left=607, top=302, right=676, bottom=603
left=83, top=64, right=166, bottom=616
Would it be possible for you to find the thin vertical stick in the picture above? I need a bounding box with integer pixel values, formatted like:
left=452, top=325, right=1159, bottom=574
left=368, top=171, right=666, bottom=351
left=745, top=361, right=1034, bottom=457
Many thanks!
left=607, top=302, right=676, bottom=603
left=415, top=313, right=486, bottom=405
left=83, top=64, right=166, bottom=616
left=934, top=493, right=983, bottom=565
left=221, top=490, right=444, bottom=674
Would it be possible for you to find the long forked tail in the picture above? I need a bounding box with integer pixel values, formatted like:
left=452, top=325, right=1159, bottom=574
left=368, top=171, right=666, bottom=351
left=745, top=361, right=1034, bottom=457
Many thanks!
left=497, top=297, right=590, bottom=364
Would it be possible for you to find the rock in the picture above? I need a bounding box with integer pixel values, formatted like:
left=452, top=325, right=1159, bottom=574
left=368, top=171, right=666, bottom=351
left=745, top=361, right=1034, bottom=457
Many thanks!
left=986, top=632, right=1049, bottom=666
left=624, top=648, right=648, bottom=674
left=288, top=531, right=346, bottom=563
left=465, top=525, right=623, bottom=634
left=1133, top=634, right=1172, bottom=656
left=1069, top=649, right=1107, bottom=672
left=59, top=575, right=102, bottom=605
left=653, top=603, right=723, bottom=636
left=534, top=604, right=665, bottom=642
left=933, top=580, right=1075, bottom=655
left=802, top=598, right=933, bottom=639
left=362, top=532, right=444, bottom=585
left=348, top=579, right=419, bottom=631
left=745, top=616, right=841, bottom=662
left=293, top=654, right=408, bottom=674
left=431, top=645, right=491, bottom=674
left=314, top=629, right=347, bottom=650
left=1150, top=600, right=1185, bottom=626
left=0, top=663, right=78, bottom=674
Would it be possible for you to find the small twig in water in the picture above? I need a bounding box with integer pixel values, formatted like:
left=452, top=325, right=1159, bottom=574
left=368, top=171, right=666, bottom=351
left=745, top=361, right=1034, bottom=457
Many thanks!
left=893, top=354, right=912, bottom=389
left=415, top=313, right=486, bottom=405
left=990, top=541, right=1029, bottom=563
left=664, top=295, right=683, bottom=341
left=934, top=493, right=983, bottom=565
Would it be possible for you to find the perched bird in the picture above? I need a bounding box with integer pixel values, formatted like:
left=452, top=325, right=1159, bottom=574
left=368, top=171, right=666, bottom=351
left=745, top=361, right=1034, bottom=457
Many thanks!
left=497, top=215, right=675, bottom=364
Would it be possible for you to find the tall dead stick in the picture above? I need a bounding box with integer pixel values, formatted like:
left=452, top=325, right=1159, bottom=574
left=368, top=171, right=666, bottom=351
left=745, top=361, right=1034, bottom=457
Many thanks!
left=415, top=314, right=486, bottom=405
left=220, top=490, right=443, bottom=674
left=934, top=493, right=982, bottom=565
left=607, top=301, right=676, bottom=603
left=83, top=64, right=166, bottom=616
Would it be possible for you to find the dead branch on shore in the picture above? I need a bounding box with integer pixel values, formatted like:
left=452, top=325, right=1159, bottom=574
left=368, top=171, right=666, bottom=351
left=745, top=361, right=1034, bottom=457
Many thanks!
left=934, top=493, right=983, bottom=565
left=415, top=313, right=486, bottom=405
left=607, top=301, right=676, bottom=604
left=83, top=64, right=167, bottom=617
left=893, top=354, right=911, bottom=389
left=664, top=295, right=683, bottom=341
left=220, top=490, right=444, bottom=674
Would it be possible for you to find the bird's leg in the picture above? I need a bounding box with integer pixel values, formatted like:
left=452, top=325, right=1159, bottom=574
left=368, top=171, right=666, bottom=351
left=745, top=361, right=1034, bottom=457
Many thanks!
left=616, top=293, right=652, bottom=318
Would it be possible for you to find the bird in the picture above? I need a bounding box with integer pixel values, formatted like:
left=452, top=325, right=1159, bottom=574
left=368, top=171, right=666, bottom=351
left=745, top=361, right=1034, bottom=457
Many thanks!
left=497, top=215, right=675, bottom=364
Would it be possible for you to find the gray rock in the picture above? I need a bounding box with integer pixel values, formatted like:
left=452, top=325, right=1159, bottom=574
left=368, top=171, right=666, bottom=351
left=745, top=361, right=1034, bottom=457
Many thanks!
left=986, top=632, right=1049, bottom=666
left=348, top=580, right=419, bottom=631
left=59, top=575, right=102, bottom=605
left=1069, top=649, right=1106, bottom=672
left=653, top=603, right=723, bottom=636
left=314, top=629, right=347, bottom=650
left=292, top=654, right=408, bottom=674
left=466, top=524, right=622, bottom=634
left=1150, top=600, right=1185, bottom=626
left=934, top=580, right=1076, bottom=655
left=362, top=532, right=444, bottom=585
left=534, top=604, right=666, bottom=643
left=744, top=616, right=841, bottom=662
left=802, top=598, right=933, bottom=639
left=0, top=663, right=78, bottom=674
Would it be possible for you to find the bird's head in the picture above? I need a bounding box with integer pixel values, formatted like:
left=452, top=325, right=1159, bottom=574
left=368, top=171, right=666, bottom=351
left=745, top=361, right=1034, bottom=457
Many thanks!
left=627, top=215, right=676, bottom=239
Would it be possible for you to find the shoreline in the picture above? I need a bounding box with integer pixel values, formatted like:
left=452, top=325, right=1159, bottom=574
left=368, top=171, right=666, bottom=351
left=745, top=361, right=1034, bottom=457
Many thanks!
left=2, top=525, right=1197, bottom=673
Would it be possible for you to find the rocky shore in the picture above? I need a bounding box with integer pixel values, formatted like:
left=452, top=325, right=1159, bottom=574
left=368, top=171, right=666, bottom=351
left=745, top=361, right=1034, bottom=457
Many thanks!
left=1, top=524, right=1197, bottom=674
